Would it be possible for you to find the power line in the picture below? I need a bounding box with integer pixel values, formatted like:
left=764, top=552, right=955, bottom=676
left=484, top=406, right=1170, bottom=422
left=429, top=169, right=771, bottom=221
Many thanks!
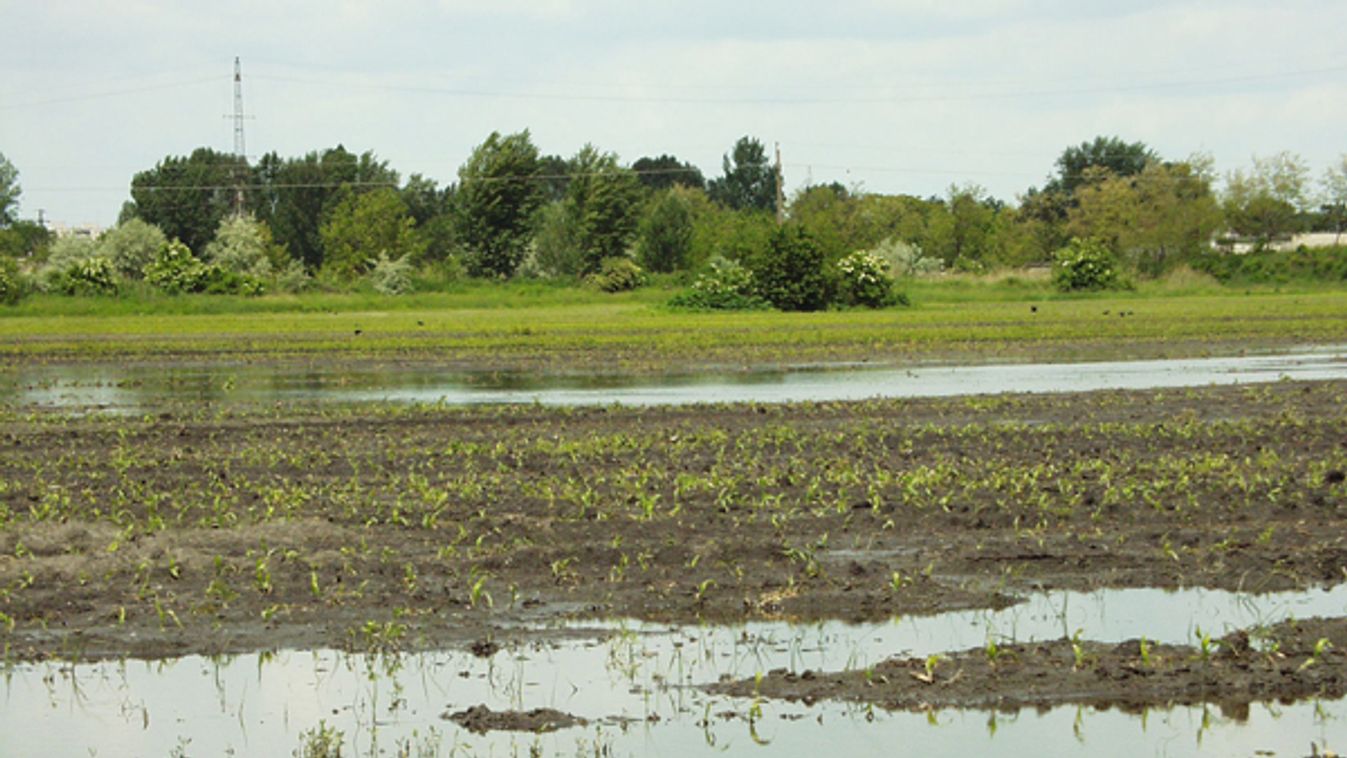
left=0, top=76, right=224, bottom=110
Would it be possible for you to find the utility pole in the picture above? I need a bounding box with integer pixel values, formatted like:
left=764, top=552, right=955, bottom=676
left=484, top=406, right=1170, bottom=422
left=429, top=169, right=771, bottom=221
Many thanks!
left=774, top=142, right=785, bottom=225
left=230, top=56, right=248, bottom=217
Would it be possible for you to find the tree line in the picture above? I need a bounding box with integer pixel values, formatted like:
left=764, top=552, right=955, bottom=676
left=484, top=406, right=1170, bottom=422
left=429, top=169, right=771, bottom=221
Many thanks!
left=1, top=136, right=1345, bottom=307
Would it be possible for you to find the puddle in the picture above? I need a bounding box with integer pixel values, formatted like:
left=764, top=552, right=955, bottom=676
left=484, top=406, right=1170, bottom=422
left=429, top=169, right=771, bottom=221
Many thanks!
left=5, top=585, right=1345, bottom=756
left=2, top=346, right=1346, bottom=413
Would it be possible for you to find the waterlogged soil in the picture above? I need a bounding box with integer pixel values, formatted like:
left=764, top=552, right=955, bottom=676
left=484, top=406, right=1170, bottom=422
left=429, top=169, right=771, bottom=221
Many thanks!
left=1, top=380, right=1345, bottom=713
left=708, top=616, right=1347, bottom=713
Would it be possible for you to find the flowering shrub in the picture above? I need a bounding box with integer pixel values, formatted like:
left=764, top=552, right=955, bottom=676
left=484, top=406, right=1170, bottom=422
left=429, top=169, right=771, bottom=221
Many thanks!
left=369, top=252, right=414, bottom=295
left=47, top=256, right=119, bottom=296
left=836, top=250, right=899, bottom=308
left=1052, top=237, right=1123, bottom=292
left=587, top=257, right=646, bottom=293
left=668, top=256, right=768, bottom=310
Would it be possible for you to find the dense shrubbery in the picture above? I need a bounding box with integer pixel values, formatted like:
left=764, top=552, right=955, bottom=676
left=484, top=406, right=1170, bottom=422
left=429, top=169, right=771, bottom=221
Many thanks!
left=46, top=256, right=119, bottom=296
left=835, top=250, right=899, bottom=308
left=368, top=252, right=414, bottom=295
left=1052, top=238, right=1124, bottom=292
left=1192, top=246, right=1347, bottom=284
left=0, top=256, right=23, bottom=304
left=668, top=257, right=768, bottom=310
left=586, top=257, right=646, bottom=293
left=752, top=227, right=833, bottom=311
left=144, top=240, right=263, bottom=295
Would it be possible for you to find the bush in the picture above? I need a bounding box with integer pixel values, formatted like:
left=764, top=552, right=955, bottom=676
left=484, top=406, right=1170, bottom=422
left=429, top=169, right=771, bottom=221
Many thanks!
left=0, top=256, right=24, bottom=304
left=1191, top=246, right=1347, bottom=284
left=204, top=215, right=275, bottom=281
left=668, top=256, right=769, bottom=310
left=835, top=250, right=899, bottom=308
left=100, top=218, right=167, bottom=279
left=368, top=252, right=414, bottom=295
left=1052, top=237, right=1123, bottom=292
left=144, top=240, right=263, bottom=295
left=587, top=257, right=646, bottom=293
left=751, top=226, right=832, bottom=311
left=47, top=256, right=119, bottom=296
left=864, top=237, right=942, bottom=278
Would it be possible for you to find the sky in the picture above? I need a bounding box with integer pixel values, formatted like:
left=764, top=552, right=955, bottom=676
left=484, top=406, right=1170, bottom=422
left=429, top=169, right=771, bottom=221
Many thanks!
left=2, top=0, right=1345, bottom=227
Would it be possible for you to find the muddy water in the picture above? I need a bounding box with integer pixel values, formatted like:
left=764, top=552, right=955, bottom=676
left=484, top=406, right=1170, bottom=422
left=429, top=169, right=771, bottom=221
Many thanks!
left=5, top=586, right=1344, bottom=756
left=3, top=346, right=1346, bottom=412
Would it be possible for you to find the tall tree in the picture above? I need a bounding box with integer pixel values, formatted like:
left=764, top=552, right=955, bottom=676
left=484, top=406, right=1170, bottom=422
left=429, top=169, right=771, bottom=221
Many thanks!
left=564, top=145, right=643, bottom=274
left=319, top=187, right=424, bottom=277
left=128, top=147, right=238, bottom=253
left=252, top=146, right=398, bottom=270
left=453, top=131, right=544, bottom=278
left=1322, top=155, right=1347, bottom=241
left=1047, top=136, right=1158, bottom=196
left=1222, top=151, right=1311, bottom=245
left=708, top=136, right=776, bottom=213
left=0, top=151, right=19, bottom=226
left=632, top=155, right=705, bottom=192
left=636, top=186, right=702, bottom=273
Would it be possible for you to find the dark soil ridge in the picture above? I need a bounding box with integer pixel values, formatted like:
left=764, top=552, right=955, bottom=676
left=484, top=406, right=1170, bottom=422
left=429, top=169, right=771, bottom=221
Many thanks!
left=706, top=617, right=1347, bottom=713
left=443, top=705, right=586, bottom=734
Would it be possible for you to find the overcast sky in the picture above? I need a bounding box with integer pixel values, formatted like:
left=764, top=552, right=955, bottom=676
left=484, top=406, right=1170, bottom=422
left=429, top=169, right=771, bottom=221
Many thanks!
left=2, top=0, right=1345, bottom=226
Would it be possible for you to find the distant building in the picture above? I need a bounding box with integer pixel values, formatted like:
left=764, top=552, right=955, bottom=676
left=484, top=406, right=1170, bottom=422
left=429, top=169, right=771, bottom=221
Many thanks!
left=1217, top=231, right=1344, bottom=254
left=46, top=221, right=107, bottom=240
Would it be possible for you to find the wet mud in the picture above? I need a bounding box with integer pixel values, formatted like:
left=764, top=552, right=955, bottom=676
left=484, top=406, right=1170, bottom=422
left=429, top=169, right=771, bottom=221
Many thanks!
left=1, top=379, right=1345, bottom=712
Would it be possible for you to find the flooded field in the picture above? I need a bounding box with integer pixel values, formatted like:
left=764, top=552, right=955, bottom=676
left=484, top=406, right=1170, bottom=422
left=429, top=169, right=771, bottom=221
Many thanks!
left=2, top=345, right=1345, bottom=412
left=5, top=586, right=1345, bottom=756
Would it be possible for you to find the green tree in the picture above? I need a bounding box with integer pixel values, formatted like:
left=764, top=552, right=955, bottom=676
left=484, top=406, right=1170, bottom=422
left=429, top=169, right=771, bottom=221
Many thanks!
left=1223, top=152, right=1311, bottom=246
left=98, top=218, right=168, bottom=279
left=923, top=185, right=1001, bottom=269
left=564, top=145, right=643, bottom=274
left=636, top=186, right=700, bottom=273
left=319, top=187, right=424, bottom=278
left=1047, top=136, right=1157, bottom=196
left=751, top=226, right=832, bottom=311
left=0, top=220, right=52, bottom=259
left=708, top=136, right=776, bottom=213
left=453, top=131, right=545, bottom=278
left=0, top=151, right=20, bottom=226
left=632, top=155, right=705, bottom=192
left=204, top=215, right=277, bottom=280
left=128, top=147, right=239, bottom=253
left=1322, top=155, right=1347, bottom=242
left=252, top=146, right=399, bottom=270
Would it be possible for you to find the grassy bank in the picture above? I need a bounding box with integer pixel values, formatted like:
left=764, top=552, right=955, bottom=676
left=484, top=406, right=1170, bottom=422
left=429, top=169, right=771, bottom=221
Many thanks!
left=2, top=276, right=1345, bottom=371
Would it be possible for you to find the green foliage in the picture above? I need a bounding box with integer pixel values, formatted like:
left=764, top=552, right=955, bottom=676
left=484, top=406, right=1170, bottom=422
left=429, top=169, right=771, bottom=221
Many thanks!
left=586, top=257, right=645, bottom=293
left=0, top=220, right=52, bottom=259
left=751, top=226, right=833, bottom=311
left=251, top=146, right=398, bottom=271
left=632, top=154, right=705, bottom=191
left=564, top=145, right=643, bottom=274
left=835, top=250, right=900, bottom=308
left=205, top=215, right=281, bottom=280
left=319, top=188, right=424, bottom=278
left=708, top=136, right=776, bottom=213
left=100, top=218, right=168, bottom=279
left=1222, top=152, right=1312, bottom=246
left=128, top=147, right=239, bottom=253
left=863, top=237, right=942, bottom=278
left=368, top=252, right=414, bottom=295
left=454, top=131, right=545, bottom=278
left=0, top=256, right=24, bottom=304
left=145, top=240, right=263, bottom=296
left=1048, top=135, right=1157, bottom=196
left=923, top=185, right=1003, bottom=270
left=690, top=204, right=776, bottom=266
left=47, top=256, right=119, bottom=296
left=1052, top=238, right=1123, bottom=292
left=0, top=151, right=20, bottom=226
left=637, top=187, right=698, bottom=273
left=668, top=256, right=768, bottom=310
left=294, top=721, right=344, bottom=758
left=528, top=201, right=584, bottom=277
left=1192, top=246, right=1347, bottom=284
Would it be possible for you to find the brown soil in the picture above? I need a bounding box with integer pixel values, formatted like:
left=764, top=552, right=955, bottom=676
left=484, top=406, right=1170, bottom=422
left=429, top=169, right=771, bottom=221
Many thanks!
left=444, top=705, right=586, bottom=734
left=1, top=379, right=1345, bottom=712
left=707, top=617, right=1347, bottom=712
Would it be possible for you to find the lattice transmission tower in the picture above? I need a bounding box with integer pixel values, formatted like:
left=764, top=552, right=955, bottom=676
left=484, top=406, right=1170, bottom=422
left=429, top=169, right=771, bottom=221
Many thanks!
left=230, top=56, right=249, bottom=216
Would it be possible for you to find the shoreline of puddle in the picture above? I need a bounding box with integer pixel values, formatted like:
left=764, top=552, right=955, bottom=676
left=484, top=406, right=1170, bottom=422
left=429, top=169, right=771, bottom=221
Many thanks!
left=5, top=584, right=1345, bottom=756
left=2, top=343, right=1346, bottom=412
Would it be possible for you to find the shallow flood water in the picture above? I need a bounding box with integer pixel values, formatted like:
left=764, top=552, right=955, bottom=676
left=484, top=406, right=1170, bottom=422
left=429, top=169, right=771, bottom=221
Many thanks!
left=5, top=585, right=1344, bottom=756
left=3, top=346, right=1346, bottom=412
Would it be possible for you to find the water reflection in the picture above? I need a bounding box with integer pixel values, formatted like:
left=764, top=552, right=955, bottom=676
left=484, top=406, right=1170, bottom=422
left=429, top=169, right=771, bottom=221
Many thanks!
left=3, top=346, right=1346, bottom=413
left=3, top=585, right=1344, bottom=756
